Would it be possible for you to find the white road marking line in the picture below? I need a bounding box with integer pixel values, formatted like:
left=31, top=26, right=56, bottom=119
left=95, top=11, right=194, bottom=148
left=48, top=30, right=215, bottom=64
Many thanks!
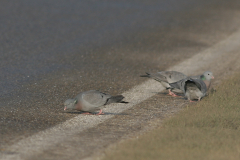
left=1, top=29, right=240, bottom=160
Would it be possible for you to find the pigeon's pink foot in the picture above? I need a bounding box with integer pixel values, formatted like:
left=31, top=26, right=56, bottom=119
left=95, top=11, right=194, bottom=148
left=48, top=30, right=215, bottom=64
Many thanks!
left=168, top=90, right=180, bottom=97
left=171, top=93, right=180, bottom=97
left=96, top=109, right=104, bottom=115
left=168, top=90, right=174, bottom=96
left=189, top=100, right=195, bottom=102
left=81, top=112, right=93, bottom=115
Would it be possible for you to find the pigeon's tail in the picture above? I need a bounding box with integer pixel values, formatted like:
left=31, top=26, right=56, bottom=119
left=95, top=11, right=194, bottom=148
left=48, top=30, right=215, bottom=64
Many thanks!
left=106, top=95, right=128, bottom=104
left=140, top=72, right=151, bottom=77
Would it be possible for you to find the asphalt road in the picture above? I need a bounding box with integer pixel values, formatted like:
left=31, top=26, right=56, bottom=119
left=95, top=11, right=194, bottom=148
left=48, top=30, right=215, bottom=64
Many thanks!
left=1, top=0, right=240, bottom=154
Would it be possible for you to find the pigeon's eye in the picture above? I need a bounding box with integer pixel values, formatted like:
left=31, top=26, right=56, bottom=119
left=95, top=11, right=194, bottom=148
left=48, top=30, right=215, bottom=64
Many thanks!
left=208, top=74, right=209, bottom=75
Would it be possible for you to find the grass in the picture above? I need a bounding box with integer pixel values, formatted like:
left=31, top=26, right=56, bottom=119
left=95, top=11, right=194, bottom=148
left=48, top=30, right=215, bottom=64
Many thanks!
left=102, top=73, right=240, bottom=160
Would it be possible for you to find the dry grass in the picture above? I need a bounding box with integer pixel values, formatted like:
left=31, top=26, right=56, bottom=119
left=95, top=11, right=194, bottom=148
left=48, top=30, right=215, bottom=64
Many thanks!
left=103, top=73, right=240, bottom=160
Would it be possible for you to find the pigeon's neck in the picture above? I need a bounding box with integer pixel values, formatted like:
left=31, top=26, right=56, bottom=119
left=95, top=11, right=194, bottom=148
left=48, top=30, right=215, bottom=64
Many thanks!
left=73, top=98, right=78, bottom=106
left=201, top=75, right=206, bottom=81
left=70, top=99, right=78, bottom=109
left=201, top=75, right=212, bottom=89
left=73, top=98, right=78, bottom=104
left=203, top=80, right=211, bottom=90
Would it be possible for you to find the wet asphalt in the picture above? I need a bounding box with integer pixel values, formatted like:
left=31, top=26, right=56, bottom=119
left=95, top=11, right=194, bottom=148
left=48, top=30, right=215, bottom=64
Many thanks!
left=1, top=0, right=240, bottom=150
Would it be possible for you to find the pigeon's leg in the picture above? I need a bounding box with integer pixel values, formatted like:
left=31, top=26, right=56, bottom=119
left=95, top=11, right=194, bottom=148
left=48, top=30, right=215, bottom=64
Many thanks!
left=168, top=90, right=180, bottom=97
left=96, top=109, right=104, bottom=115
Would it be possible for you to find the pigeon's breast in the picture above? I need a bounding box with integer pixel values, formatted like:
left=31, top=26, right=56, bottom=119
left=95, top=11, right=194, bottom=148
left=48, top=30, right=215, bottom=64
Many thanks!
left=75, top=103, right=83, bottom=111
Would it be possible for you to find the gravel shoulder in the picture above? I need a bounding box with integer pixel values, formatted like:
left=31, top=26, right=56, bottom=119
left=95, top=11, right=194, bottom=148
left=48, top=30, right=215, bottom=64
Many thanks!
left=1, top=1, right=240, bottom=160
left=1, top=29, right=240, bottom=160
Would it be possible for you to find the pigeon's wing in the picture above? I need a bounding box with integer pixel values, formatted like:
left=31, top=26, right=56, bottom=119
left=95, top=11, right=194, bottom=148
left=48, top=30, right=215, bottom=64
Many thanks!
left=140, top=71, right=187, bottom=83
left=196, top=79, right=207, bottom=95
left=184, top=78, right=208, bottom=100
left=81, top=90, right=110, bottom=107
left=160, top=71, right=187, bottom=83
left=142, top=72, right=168, bottom=83
left=187, top=78, right=207, bottom=95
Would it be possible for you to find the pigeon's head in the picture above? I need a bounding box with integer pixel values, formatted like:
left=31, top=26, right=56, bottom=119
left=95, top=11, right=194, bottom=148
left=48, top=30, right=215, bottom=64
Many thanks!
left=202, top=71, right=214, bottom=80
left=64, top=99, right=77, bottom=110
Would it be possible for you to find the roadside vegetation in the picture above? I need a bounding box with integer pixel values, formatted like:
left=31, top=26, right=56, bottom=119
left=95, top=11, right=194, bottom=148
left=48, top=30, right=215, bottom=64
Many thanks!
left=103, top=73, right=240, bottom=160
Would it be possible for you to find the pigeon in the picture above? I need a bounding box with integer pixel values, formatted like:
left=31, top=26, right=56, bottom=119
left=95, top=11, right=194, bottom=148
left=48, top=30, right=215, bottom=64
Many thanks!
left=169, top=78, right=207, bottom=102
left=140, top=71, right=214, bottom=97
left=140, top=71, right=188, bottom=96
left=64, top=90, right=127, bottom=115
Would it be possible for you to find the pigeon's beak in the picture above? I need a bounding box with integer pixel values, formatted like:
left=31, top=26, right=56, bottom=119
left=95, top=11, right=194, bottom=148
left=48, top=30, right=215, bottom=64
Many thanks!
left=64, top=106, right=67, bottom=111
left=212, top=76, right=214, bottom=79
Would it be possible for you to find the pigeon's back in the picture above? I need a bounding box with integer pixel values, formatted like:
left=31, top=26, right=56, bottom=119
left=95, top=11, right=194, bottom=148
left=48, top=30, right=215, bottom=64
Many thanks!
left=159, top=71, right=187, bottom=83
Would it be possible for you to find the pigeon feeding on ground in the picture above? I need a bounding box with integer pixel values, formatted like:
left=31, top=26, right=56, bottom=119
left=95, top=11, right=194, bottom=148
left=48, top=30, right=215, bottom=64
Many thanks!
left=140, top=71, right=187, bottom=97
left=64, top=90, right=128, bottom=115
left=169, top=71, right=215, bottom=102
left=140, top=71, right=214, bottom=97
left=169, top=78, right=207, bottom=102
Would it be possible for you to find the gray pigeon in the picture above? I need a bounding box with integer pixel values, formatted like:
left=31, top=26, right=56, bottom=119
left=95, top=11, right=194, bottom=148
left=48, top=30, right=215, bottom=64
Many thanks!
left=140, top=71, right=188, bottom=96
left=169, top=78, right=207, bottom=102
left=140, top=71, right=214, bottom=97
left=64, top=90, right=127, bottom=115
